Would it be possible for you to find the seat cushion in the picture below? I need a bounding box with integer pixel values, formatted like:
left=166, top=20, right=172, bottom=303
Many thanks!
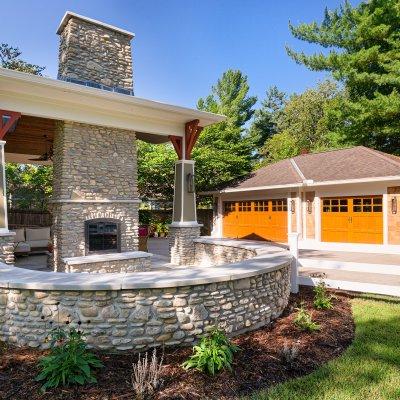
left=27, top=239, right=50, bottom=248
left=14, top=242, right=31, bottom=253
left=12, top=228, right=25, bottom=243
left=25, top=227, right=51, bottom=242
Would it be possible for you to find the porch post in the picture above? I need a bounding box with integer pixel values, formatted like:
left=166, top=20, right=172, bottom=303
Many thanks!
left=288, top=232, right=299, bottom=293
left=168, top=120, right=203, bottom=265
left=0, top=141, right=15, bottom=264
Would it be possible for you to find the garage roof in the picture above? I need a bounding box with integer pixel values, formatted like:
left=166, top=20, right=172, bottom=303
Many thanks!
left=206, top=146, right=400, bottom=193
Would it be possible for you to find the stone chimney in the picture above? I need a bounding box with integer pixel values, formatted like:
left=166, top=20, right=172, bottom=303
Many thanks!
left=57, top=12, right=134, bottom=93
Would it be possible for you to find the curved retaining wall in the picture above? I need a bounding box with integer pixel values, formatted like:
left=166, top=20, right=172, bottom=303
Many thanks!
left=0, top=243, right=291, bottom=352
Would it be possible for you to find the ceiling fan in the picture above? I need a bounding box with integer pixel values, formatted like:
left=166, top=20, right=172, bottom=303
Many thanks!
left=28, top=135, right=53, bottom=162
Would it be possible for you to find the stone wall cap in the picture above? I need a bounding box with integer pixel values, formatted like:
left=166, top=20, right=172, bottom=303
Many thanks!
left=63, top=251, right=152, bottom=266
left=0, top=252, right=291, bottom=291
left=194, top=237, right=287, bottom=254
left=57, top=11, right=135, bottom=39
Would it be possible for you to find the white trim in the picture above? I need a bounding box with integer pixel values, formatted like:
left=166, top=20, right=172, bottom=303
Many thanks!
left=299, top=258, right=400, bottom=276
left=315, top=196, right=321, bottom=242
left=307, top=175, right=400, bottom=187
left=290, top=158, right=306, bottom=181
left=299, top=239, right=400, bottom=254
left=0, top=143, right=8, bottom=231
left=383, top=192, right=388, bottom=245
left=202, top=183, right=303, bottom=195
left=201, top=175, right=400, bottom=195
left=49, top=199, right=141, bottom=203
left=57, top=11, right=135, bottom=38
left=299, top=275, right=400, bottom=297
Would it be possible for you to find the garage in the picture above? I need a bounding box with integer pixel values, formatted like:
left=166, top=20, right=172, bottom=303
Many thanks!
left=222, top=199, right=288, bottom=242
left=321, top=196, right=383, bottom=244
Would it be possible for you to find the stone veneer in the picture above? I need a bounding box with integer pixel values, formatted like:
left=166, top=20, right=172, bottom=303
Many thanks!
left=57, top=14, right=133, bottom=91
left=63, top=253, right=151, bottom=273
left=51, top=121, right=139, bottom=271
left=194, top=241, right=257, bottom=267
left=0, top=264, right=290, bottom=351
left=0, top=234, right=15, bottom=264
left=169, top=225, right=201, bottom=265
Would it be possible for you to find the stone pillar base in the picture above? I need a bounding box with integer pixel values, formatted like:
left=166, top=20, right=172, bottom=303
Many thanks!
left=0, top=233, right=15, bottom=265
left=169, top=224, right=201, bottom=266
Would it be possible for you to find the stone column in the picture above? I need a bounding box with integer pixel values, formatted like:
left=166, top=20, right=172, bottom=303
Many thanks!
left=169, top=160, right=201, bottom=265
left=0, top=141, right=15, bottom=264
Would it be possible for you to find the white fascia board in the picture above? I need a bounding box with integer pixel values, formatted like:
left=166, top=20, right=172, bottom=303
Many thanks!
left=0, top=68, right=226, bottom=136
left=199, top=183, right=304, bottom=195
left=307, top=175, right=400, bottom=187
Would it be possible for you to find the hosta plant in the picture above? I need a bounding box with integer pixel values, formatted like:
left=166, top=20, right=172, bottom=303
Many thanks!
left=182, top=326, right=240, bottom=375
left=36, top=327, right=103, bottom=392
left=294, top=302, right=320, bottom=332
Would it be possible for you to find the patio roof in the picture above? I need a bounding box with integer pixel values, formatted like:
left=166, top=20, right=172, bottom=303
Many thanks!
left=0, top=68, right=225, bottom=143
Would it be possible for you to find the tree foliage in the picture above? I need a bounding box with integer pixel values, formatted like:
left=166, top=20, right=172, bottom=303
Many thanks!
left=137, top=70, right=257, bottom=200
left=194, top=70, right=256, bottom=192
left=137, top=141, right=176, bottom=202
left=6, top=164, right=53, bottom=210
left=260, top=80, right=342, bottom=164
left=0, top=43, right=45, bottom=75
left=286, top=0, right=400, bottom=154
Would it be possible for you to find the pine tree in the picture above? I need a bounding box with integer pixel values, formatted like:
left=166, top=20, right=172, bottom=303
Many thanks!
left=286, top=0, right=400, bottom=154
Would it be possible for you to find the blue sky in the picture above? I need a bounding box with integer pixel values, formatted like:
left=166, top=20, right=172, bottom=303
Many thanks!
left=1, top=0, right=359, bottom=109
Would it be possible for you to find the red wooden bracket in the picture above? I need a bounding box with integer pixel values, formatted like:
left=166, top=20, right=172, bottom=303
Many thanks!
left=169, top=135, right=183, bottom=159
left=169, top=119, right=203, bottom=160
left=0, top=110, right=21, bottom=140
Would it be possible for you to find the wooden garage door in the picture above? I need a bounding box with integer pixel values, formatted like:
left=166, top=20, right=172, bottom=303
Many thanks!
left=321, top=196, right=383, bottom=244
left=222, top=199, right=287, bottom=242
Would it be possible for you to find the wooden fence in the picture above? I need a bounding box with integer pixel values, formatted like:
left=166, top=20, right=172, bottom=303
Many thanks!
left=7, top=208, right=214, bottom=235
left=8, top=209, right=52, bottom=228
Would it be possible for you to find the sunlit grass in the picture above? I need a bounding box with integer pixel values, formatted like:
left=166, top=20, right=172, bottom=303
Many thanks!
left=247, top=294, right=400, bottom=400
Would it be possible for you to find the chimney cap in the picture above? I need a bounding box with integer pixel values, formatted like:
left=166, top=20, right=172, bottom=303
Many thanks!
left=57, top=11, right=135, bottom=39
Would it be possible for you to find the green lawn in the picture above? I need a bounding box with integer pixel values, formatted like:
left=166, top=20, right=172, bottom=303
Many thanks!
left=248, top=294, right=400, bottom=400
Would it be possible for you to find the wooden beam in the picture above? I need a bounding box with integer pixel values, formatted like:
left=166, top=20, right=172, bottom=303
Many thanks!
left=0, top=110, right=21, bottom=140
left=169, top=135, right=183, bottom=159
left=185, top=119, right=203, bottom=160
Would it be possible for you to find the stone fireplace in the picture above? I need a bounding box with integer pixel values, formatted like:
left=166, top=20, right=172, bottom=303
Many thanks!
left=51, top=12, right=140, bottom=272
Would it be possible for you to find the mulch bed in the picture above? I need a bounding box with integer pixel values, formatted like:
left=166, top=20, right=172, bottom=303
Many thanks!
left=0, top=287, right=355, bottom=400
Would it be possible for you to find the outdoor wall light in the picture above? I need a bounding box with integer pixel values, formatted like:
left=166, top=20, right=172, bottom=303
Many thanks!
left=306, top=200, right=312, bottom=214
left=186, top=173, right=195, bottom=193
left=391, top=197, right=397, bottom=214
left=290, top=200, right=295, bottom=214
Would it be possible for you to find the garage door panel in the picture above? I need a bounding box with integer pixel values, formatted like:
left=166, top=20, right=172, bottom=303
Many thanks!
left=321, top=196, right=383, bottom=244
left=222, top=199, right=287, bottom=242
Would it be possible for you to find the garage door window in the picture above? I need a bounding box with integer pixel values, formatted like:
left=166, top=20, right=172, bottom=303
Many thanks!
left=238, top=201, right=252, bottom=211
left=272, top=199, right=287, bottom=211
left=224, top=202, right=236, bottom=214
left=322, top=198, right=348, bottom=212
left=254, top=200, right=269, bottom=211
left=353, top=197, right=382, bottom=213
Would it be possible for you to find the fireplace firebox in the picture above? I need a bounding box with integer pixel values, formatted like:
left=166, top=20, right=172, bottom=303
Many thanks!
left=85, top=219, right=121, bottom=254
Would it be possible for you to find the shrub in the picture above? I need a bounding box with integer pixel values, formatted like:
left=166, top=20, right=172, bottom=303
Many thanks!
left=182, top=327, right=240, bottom=375
left=313, top=280, right=334, bottom=310
left=294, top=302, right=320, bottom=332
left=36, top=327, right=103, bottom=392
left=132, top=349, right=164, bottom=400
